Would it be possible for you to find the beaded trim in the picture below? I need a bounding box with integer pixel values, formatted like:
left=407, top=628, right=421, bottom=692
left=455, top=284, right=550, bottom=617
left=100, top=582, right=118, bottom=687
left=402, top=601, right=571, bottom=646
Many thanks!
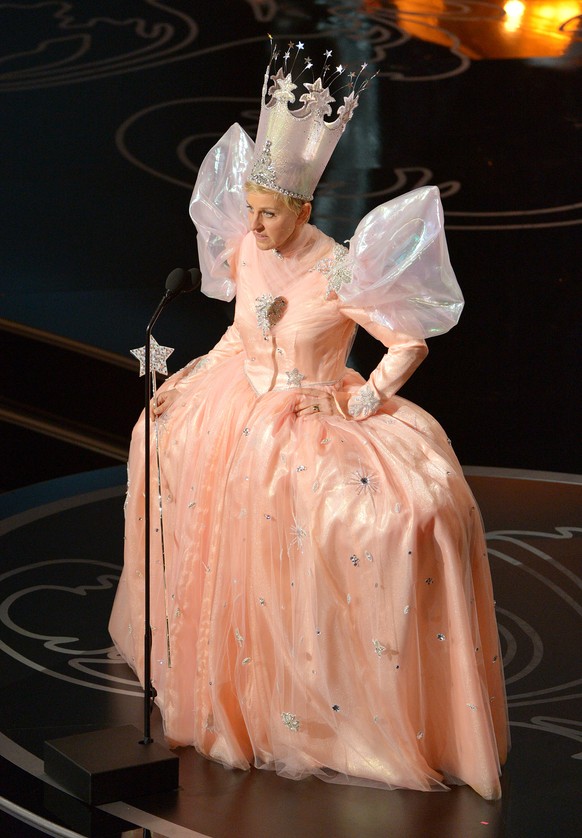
left=311, top=243, right=354, bottom=298
left=249, top=140, right=314, bottom=201
left=348, top=384, right=381, bottom=418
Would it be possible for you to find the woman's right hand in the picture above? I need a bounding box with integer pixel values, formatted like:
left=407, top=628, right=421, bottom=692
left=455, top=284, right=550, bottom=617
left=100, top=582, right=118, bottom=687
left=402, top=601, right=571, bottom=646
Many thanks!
left=152, top=388, right=180, bottom=416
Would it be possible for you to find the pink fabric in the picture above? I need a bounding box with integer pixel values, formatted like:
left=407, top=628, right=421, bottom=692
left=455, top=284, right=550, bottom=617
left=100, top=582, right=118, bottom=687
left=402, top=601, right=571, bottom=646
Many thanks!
left=109, top=224, right=508, bottom=799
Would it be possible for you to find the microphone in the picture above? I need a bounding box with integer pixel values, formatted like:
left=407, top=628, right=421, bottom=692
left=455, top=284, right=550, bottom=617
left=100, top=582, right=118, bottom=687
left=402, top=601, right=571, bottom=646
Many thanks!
left=164, top=267, right=202, bottom=301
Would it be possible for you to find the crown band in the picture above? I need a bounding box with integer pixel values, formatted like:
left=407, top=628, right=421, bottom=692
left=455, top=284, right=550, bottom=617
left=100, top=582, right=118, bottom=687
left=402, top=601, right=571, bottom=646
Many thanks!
left=250, top=140, right=314, bottom=201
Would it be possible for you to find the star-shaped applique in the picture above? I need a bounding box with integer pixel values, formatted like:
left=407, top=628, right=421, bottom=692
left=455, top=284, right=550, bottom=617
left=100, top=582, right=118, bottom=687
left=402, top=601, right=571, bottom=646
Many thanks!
left=267, top=68, right=286, bottom=97
left=130, top=336, right=174, bottom=377
left=338, top=91, right=359, bottom=123
left=286, top=368, right=306, bottom=388
left=300, top=78, right=335, bottom=115
left=289, top=516, right=308, bottom=552
left=273, top=73, right=297, bottom=104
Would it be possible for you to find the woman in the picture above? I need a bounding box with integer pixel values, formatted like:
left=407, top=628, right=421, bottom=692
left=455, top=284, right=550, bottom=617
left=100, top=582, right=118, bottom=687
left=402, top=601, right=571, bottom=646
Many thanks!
left=110, top=55, right=508, bottom=799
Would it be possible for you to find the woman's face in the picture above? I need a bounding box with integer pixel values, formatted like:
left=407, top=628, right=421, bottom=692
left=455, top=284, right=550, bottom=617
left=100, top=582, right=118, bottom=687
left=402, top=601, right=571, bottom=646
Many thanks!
left=245, top=192, right=308, bottom=252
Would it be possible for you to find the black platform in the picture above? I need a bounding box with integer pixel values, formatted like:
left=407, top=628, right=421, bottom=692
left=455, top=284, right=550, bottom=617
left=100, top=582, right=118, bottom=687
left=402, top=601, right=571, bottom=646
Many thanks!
left=44, top=724, right=179, bottom=806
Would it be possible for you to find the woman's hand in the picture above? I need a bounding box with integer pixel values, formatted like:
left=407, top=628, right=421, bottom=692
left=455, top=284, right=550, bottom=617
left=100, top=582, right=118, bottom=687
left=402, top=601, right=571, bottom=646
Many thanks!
left=152, top=388, right=180, bottom=416
left=293, top=388, right=342, bottom=419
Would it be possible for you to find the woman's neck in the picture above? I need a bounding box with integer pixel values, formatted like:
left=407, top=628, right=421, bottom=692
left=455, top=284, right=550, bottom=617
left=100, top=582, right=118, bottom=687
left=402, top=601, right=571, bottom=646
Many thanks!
left=272, top=223, right=312, bottom=258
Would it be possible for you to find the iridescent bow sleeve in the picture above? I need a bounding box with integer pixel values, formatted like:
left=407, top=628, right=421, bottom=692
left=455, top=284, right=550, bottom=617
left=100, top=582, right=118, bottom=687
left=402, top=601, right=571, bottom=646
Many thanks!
left=336, top=186, right=464, bottom=419
left=342, top=186, right=464, bottom=337
left=189, top=123, right=254, bottom=301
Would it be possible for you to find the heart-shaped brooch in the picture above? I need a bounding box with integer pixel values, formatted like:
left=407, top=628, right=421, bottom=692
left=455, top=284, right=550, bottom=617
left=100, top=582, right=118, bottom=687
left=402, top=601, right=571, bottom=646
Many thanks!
left=255, top=294, right=288, bottom=338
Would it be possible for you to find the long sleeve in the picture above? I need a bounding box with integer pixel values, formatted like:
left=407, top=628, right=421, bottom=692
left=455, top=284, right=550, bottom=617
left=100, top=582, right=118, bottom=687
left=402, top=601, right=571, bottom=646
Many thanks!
left=168, top=322, right=244, bottom=393
left=336, top=305, right=428, bottom=419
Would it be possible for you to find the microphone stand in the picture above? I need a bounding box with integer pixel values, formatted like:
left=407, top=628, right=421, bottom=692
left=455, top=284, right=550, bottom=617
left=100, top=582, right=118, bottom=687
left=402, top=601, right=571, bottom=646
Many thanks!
left=142, top=299, right=163, bottom=743
left=43, top=268, right=199, bottom=805
left=142, top=268, right=199, bottom=743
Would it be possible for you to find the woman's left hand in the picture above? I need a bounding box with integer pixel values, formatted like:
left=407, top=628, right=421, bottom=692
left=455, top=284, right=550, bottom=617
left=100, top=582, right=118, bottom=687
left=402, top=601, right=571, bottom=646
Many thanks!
left=293, top=388, right=341, bottom=419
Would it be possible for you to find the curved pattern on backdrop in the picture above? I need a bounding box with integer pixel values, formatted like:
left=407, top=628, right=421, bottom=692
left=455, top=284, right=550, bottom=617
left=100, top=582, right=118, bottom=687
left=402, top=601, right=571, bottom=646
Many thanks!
left=487, top=526, right=582, bottom=760
left=115, top=95, right=582, bottom=230
left=3, top=1, right=578, bottom=92
left=0, top=0, right=199, bottom=90
left=0, top=0, right=499, bottom=92
left=2, top=1, right=579, bottom=253
left=0, top=559, right=141, bottom=697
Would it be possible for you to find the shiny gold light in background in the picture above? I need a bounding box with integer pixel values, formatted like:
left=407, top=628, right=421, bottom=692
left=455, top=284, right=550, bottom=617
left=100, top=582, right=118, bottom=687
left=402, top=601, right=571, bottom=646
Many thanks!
left=386, top=0, right=582, bottom=59
left=503, top=1, right=526, bottom=32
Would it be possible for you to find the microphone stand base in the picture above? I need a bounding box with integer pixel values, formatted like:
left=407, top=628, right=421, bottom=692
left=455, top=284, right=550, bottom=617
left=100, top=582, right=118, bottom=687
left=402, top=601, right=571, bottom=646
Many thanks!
left=44, top=724, right=179, bottom=805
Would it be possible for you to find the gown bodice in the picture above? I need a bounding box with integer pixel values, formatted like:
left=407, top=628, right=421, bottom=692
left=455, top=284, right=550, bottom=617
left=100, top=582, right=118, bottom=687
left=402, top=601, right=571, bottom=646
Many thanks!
left=233, top=228, right=360, bottom=395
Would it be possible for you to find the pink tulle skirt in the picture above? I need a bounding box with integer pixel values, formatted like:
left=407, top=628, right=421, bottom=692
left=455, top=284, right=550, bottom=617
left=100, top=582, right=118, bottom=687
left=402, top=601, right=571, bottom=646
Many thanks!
left=109, top=354, right=508, bottom=799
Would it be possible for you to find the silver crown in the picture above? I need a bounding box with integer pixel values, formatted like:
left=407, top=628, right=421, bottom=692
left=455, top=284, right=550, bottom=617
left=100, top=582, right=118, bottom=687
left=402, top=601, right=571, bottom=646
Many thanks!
left=248, top=41, right=374, bottom=201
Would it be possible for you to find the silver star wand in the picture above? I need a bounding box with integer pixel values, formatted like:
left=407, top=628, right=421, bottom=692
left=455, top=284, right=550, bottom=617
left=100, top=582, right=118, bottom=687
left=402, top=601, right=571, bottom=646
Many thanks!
left=130, top=335, right=175, bottom=671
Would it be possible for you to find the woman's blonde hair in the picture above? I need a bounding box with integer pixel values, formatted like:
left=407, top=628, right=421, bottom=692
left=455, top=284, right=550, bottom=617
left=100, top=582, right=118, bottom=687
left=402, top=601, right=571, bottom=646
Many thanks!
left=244, top=181, right=308, bottom=216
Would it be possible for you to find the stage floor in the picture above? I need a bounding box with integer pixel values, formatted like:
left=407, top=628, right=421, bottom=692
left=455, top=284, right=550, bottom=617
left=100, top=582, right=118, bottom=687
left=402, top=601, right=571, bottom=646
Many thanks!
left=1, top=466, right=580, bottom=837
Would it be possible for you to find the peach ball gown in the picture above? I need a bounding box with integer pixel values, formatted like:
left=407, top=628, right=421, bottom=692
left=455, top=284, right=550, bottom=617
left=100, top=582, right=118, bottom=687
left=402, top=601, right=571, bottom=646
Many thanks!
left=109, top=125, right=508, bottom=799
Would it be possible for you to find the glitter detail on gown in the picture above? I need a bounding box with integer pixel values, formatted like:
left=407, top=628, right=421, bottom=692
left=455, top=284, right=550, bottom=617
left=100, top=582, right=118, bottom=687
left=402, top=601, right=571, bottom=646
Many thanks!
left=109, top=213, right=508, bottom=800
left=111, top=125, right=508, bottom=797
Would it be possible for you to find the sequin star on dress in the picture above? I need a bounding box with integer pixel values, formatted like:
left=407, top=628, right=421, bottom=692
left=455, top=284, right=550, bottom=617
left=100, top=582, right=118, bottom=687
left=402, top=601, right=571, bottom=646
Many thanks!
left=109, top=124, right=508, bottom=800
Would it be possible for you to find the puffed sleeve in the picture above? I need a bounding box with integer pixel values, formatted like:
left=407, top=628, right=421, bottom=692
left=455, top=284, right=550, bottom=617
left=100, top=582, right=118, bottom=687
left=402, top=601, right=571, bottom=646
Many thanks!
left=328, top=187, right=463, bottom=419
left=339, top=186, right=463, bottom=338
left=188, top=123, right=254, bottom=302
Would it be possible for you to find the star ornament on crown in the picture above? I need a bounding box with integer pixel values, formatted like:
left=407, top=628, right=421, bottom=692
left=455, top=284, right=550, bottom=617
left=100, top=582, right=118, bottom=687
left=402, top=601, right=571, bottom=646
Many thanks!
left=248, top=37, right=376, bottom=202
